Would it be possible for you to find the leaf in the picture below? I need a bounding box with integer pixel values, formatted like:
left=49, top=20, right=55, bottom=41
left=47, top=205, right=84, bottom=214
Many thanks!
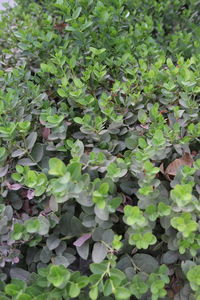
left=69, top=282, right=80, bottom=298
left=81, top=20, right=93, bottom=31
left=138, top=109, right=147, bottom=124
left=71, top=216, right=86, bottom=236
left=110, top=268, right=126, bottom=285
left=72, top=7, right=82, bottom=19
left=132, top=254, right=159, bottom=273
left=103, top=279, right=113, bottom=296
left=25, top=132, right=37, bottom=150
left=92, top=242, right=107, bottom=263
left=90, top=262, right=107, bottom=274
left=10, top=268, right=30, bottom=282
left=49, top=158, right=67, bottom=176
left=6, top=182, right=22, bottom=190
left=94, top=206, right=109, bottom=221
left=76, top=242, right=89, bottom=260
left=66, top=162, right=82, bottom=180
left=161, top=251, right=178, bottom=265
left=54, top=255, right=72, bottom=268
left=11, top=149, right=26, bottom=158
left=57, top=88, right=67, bottom=97
left=40, top=247, right=51, bottom=263
left=42, top=127, right=50, bottom=140
left=114, top=287, right=131, bottom=299
left=12, top=223, right=24, bottom=240
left=25, top=218, right=40, bottom=233
left=163, top=152, right=193, bottom=179
left=0, top=165, right=9, bottom=177
left=47, top=235, right=60, bottom=250
left=47, top=265, right=70, bottom=288
left=49, top=196, right=58, bottom=212
left=102, top=230, right=114, bottom=244
left=54, top=22, right=68, bottom=31
left=17, top=158, right=37, bottom=166
left=27, top=190, right=34, bottom=200
left=73, top=233, right=91, bottom=247
left=31, top=143, right=44, bottom=163
left=5, top=282, right=25, bottom=296
left=38, top=216, right=50, bottom=235
left=89, top=285, right=98, bottom=300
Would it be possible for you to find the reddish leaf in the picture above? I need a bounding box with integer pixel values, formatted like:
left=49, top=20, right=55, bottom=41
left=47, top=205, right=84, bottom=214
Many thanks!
left=27, top=190, right=34, bottom=200
left=73, top=233, right=91, bottom=247
left=165, top=152, right=193, bottom=175
left=54, top=23, right=68, bottom=31
left=161, top=152, right=193, bottom=180
left=42, top=127, right=50, bottom=140
left=6, top=182, right=22, bottom=190
left=140, top=124, right=149, bottom=129
left=12, top=257, right=19, bottom=264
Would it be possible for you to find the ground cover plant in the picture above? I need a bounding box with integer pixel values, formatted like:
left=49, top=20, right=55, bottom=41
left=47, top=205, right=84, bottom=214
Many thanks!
left=0, top=0, right=200, bottom=299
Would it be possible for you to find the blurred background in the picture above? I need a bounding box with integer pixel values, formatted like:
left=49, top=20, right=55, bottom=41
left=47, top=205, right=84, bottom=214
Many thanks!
left=0, top=0, right=15, bottom=10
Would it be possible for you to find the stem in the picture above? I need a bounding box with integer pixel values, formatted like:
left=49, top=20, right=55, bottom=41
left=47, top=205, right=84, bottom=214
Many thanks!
left=126, top=253, right=141, bottom=272
left=16, top=138, right=43, bottom=172
left=93, top=260, right=111, bottom=288
left=101, top=240, right=114, bottom=252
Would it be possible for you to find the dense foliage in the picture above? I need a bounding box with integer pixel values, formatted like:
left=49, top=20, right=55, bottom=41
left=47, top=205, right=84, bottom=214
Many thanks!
left=0, top=0, right=200, bottom=299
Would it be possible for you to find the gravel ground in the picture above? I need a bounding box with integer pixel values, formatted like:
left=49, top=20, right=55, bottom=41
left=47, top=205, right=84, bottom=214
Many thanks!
left=0, top=0, right=15, bottom=10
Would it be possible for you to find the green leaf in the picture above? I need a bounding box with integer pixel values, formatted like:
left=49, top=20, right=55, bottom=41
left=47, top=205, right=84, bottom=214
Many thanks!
left=25, top=218, right=40, bottom=233
left=103, top=279, right=113, bottom=296
left=114, top=287, right=131, bottom=299
left=47, top=265, right=70, bottom=288
left=187, top=265, right=200, bottom=291
left=130, top=275, right=149, bottom=298
left=138, top=109, right=147, bottom=124
left=124, top=205, right=146, bottom=226
left=16, top=165, right=24, bottom=174
left=57, top=88, right=67, bottom=97
left=90, top=262, right=108, bottom=274
left=17, top=294, right=31, bottom=300
left=171, top=213, right=198, bottom=237
left=49, top=158, right=67, bottom=176
left=5, top=283, right=24, bottom=296
left=24, top=170, right=37, bottom=188
left=110, top=268, right=126, bottom=285
left=66, top=162, right=82, bottom=181
left=171, top=184, right=193, bottom=206
left=89, top=285, right=98, bottom=300
left=99, top=182, right=109, bottom=194
left=12, top=224, right=24, bottom=240
left=69, top=282, right=80, bottom=298
left=77, top=276, right=89, bottom=288
left=129, top=232, right=157, bottom=249
left=47, top=115, right=64, bottom=125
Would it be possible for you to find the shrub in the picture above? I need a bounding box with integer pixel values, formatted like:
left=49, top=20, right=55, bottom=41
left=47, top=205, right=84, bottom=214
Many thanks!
left=0, top=0, right=200, bottom=299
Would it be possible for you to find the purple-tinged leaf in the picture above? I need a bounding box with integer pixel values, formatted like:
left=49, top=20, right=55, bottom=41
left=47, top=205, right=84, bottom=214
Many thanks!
left=42, top=127, right=50, bottom=139
left=0, top=165, right=9, bottom=177
left=12, top=257, right=19, bottom=264
left=73, top=233, right=91, bottom=247
left=6, top=182, right=22, bottom=190
left=27, top=190, right=34, bottom=200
